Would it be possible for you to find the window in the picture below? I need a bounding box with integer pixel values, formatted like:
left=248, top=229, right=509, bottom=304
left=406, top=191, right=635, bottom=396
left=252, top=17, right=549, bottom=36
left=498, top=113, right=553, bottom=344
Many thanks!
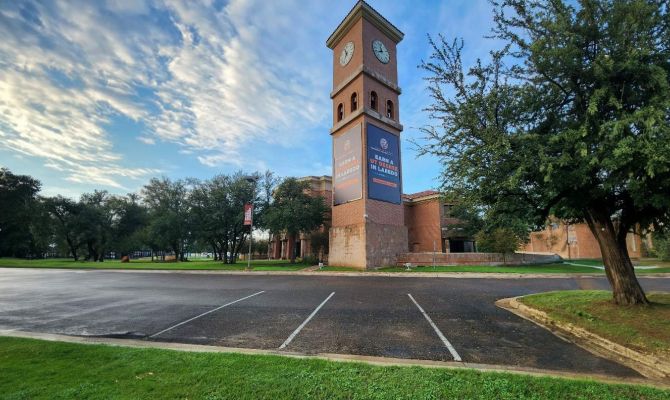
left=443, top=204, right=452, bottom=217
left=351, top=92, right=358, bottom=112
left=370, top=91, right=378, bottom=111
left=337, top=103, right=344, bottom=122
left=386, top=100, right=394, bottom=119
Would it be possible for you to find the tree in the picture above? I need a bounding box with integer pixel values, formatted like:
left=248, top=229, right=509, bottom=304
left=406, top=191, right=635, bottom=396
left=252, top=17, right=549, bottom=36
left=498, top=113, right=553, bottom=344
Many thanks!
left=419, top=0, right=670, bottom=304
left=264, top=178, right=327, bottom=263
left=255, top=171, right=281, bottom=257
left=44, top=196, right=85, bottom=261
left=142, top=177, right=192, bottom=261
left=475, top=227, right=523, bottom=263
left=0, top=168, right=42, bottom=257
left=78, top=191, right=115, bottom=262
left=109, top=193, right=148, bottom=258
left=651, top=232, right=670, bottom=261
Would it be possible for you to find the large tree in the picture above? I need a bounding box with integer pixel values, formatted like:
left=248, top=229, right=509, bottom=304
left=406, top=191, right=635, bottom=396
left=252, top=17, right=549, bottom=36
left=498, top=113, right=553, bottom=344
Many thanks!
left=78, top=191, right=115, bottom=262
left=0, top=168, right=42, bottom=257
left=44, top=196, right=85, bottom=261
left=190, top=173, right=258, bottom=264
left=420, top=0, right=670, bottom=304
left=109, top=193, right=148, bottom=259
left=264, top=178, right=327, bottom=263
left=142, top=177, right=192, bottom=261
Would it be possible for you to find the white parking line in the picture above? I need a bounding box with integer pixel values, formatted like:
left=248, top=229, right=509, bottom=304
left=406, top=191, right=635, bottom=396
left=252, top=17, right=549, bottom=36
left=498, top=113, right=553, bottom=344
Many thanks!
left=149, top=291, right=265, bottom=338
left=279, top=292, right=335, bottom=350
left=407, top=293, right=462, bottom=362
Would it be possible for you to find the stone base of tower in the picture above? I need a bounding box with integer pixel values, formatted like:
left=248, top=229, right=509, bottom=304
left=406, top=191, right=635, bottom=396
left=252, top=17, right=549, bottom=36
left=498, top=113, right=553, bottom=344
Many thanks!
left=329, top=222, right=408, bottom=269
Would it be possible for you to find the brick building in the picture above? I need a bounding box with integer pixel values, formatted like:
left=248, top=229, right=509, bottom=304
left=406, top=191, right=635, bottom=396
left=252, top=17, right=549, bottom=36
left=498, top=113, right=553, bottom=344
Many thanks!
left=269, top=175, right=332, bottom=261
left=269, top=176, right=475, bottom=260
left=403, top=190, right=476, bottom=253
left=521, top=220, right=652, bottom=260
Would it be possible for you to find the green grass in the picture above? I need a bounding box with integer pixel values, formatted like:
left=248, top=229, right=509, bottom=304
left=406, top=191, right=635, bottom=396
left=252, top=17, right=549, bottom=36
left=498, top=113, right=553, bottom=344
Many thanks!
left=378, top=263, right=601, bottom=273
left=320, top=263, right=608, bottom=273
left=0, top=258, right=306, bottom=271
left=2, top=257, right=669, bottom=274
left=319, top=261, right=670, bottom=274
left=0, top=337, right=667, bottom=400
left=639, top=259, right=670, bottom=268
left=519, top=291, right=670, bottom=358
left=318, top=266, right=365, bottom=272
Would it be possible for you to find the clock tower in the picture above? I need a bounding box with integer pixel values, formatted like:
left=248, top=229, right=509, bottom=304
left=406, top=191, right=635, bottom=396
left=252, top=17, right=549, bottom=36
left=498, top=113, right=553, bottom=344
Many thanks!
left=327, top=1, right=408, bottom=269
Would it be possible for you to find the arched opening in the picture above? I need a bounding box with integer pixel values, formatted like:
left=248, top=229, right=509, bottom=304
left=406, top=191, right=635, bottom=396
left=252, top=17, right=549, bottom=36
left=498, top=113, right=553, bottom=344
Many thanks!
left=370, top=91, right=378, bottom=111
left=351, top=92, right=358, bottom=112
left=386, top=100, right=394, bottom=119
left=337, top=103, right=344, bottom=122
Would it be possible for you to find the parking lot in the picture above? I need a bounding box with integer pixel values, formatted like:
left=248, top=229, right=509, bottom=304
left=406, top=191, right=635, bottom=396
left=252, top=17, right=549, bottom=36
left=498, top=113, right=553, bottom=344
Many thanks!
left=2, top=268, right=669, bottom=378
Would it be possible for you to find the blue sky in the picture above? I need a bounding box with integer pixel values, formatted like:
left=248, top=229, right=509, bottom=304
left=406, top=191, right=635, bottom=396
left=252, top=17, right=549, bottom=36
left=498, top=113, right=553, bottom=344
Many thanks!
left=0, top=0, right=497, bottom=198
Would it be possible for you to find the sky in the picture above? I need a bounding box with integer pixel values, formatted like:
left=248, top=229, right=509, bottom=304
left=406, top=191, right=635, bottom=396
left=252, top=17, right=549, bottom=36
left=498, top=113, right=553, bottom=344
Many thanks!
left=0, top=0, right=498, bottom=199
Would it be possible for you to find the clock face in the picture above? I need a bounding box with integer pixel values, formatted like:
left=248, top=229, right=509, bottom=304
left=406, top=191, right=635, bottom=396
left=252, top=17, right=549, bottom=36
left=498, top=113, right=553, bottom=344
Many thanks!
left=372, top=39, right=390, bottom=64
left=339, top=41, right=354, bottom=66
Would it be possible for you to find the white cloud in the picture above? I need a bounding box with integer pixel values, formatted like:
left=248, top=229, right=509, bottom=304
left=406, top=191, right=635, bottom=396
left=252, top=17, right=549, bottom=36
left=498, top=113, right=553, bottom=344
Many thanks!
left=137, top=136, right=156, bottom=145
left=0, top=0, right=331, bottom=190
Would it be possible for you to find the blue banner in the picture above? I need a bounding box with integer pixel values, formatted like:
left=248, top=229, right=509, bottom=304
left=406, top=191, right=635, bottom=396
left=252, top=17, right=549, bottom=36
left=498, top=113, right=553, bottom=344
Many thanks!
left=366, top=123, right=401, bottom=204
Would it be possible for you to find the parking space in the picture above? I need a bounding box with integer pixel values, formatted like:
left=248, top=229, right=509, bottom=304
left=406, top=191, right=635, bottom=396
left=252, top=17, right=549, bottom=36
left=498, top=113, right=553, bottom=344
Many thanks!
left=152, top=289, right=334, bottom=349
left=284, top=286, right=456, bottom=361
left=1, top=268, right=667, bottom=377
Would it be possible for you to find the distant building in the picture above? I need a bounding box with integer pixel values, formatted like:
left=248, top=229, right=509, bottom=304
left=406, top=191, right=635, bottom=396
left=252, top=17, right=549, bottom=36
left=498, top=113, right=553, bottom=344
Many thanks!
left=269, top=177, right=475, bottom=261
left=403, top=190, right=475, bottom=253
left=269, top=175, right=332, bottom=261
left=521, top=220, right=652, bottom=259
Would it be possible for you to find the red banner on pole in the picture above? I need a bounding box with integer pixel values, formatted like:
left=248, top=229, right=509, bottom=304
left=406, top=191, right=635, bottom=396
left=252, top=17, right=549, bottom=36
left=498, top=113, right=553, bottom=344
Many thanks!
left=244, top=203, right=253, bottom=226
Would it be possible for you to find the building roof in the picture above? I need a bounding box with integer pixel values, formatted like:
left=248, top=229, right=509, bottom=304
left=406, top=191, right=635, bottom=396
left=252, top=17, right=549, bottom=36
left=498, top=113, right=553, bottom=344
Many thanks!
left=297, top=175, right=332, bottom=183
left=326, top=0, right=404, bottom=49
left=403, top=190, right=440, bottom=200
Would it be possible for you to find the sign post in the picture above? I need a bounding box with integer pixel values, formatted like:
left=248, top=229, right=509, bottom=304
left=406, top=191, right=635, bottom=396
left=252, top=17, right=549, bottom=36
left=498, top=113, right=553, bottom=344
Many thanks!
left=244, top=202, right=253, bottom=270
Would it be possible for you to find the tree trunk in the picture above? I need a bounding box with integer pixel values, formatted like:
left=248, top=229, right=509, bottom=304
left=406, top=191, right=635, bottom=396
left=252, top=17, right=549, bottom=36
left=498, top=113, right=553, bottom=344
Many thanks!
left=222, top=240, right=229, bottom=264
left=229, top=234, right=238, bottom=264
left=86, top=241, right=94, bottom=261
left=66, top=237, right=78, bottom=261
left=172, top=244, right=179, bottom=261
left=288, top=232, right=297, bottom=264
left=210, top=241, right=218, bottom=261
left=585, top=209, right=649, bottom=305
left=232, top=234, right=245, bottom=264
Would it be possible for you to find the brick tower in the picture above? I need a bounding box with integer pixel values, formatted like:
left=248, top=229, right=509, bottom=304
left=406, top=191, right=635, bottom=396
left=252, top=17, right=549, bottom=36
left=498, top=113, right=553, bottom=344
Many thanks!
left=327, top=1, right=407, bottom=269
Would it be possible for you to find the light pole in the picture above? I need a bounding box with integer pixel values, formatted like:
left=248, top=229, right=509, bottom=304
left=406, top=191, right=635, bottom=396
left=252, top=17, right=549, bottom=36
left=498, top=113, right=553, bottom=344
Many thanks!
left=245, top=176, right=258, bottom=271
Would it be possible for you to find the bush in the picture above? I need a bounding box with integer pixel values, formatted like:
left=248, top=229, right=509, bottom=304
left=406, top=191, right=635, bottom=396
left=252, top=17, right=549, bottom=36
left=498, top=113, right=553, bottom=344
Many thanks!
left=475, top=227, right=523, bottom=255
left=301, top=255, right=319, bottom=265
left=652, top=233, right=670, bottom=261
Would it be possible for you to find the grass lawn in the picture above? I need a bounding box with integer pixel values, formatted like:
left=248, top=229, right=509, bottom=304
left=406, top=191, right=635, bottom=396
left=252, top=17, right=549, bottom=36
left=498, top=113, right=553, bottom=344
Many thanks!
left=377, top=263, right=601, bottom=273
left=0, top=258, right=306, bottom=271
left=319, top=262, right=670, bottom=274
left=0, top=337, right=667, bottom=400
left=519, top=291, right=670, bottom=359
left=320, top=263, right=616, bottom=273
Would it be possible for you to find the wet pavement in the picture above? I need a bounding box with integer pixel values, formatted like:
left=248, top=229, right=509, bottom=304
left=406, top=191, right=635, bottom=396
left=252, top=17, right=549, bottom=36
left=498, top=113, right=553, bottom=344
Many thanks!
left=2, top=268, right=668, bottom=377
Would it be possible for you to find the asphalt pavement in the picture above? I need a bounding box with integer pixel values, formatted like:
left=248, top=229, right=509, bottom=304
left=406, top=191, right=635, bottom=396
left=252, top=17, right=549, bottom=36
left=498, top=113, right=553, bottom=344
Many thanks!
left=1, top=268, right=668, bottom=378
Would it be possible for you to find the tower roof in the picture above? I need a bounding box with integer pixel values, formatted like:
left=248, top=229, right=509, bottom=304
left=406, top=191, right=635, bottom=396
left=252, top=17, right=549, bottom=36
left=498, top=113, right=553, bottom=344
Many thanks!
left=326, top=1, right=404, bottom=49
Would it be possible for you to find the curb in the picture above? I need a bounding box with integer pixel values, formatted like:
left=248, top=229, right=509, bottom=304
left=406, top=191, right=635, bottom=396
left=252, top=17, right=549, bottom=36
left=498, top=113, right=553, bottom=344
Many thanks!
left=2, top=267, right=669, bottom=279
left=495, top=297, right=670, bottom=382
left=0, top=330, right=667, bottom=390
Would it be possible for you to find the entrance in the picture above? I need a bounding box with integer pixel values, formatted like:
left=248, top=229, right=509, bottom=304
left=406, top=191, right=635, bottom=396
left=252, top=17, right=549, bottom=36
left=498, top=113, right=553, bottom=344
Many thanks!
left=448, top=239, right=475, bottom=253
